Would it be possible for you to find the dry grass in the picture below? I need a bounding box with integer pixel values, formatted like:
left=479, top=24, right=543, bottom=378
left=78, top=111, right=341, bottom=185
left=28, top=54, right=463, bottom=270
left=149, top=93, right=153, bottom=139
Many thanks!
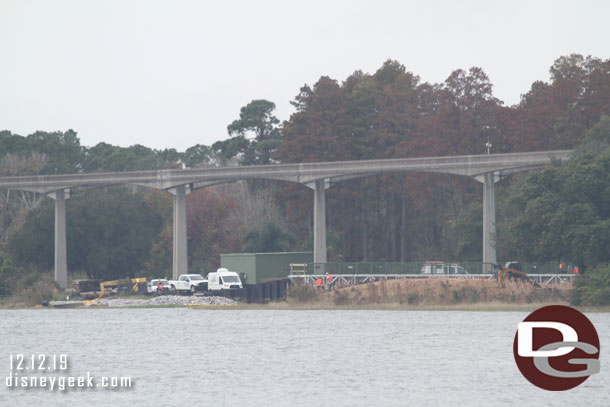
left=286, top=282, right=321, bottom=304
left=0, top=273, right=60, bottom=308
left=324, top=278, right=572, bottom=307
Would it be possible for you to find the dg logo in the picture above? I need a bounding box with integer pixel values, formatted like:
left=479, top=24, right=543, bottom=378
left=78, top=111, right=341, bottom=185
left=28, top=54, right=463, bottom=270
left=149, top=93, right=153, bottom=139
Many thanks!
left=513, top=305, right=600, bottom=391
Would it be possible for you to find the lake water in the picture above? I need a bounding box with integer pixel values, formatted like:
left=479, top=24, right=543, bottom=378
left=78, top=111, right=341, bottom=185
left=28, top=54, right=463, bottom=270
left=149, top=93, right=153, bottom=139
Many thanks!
left=0, top=309, right=608, bottom=406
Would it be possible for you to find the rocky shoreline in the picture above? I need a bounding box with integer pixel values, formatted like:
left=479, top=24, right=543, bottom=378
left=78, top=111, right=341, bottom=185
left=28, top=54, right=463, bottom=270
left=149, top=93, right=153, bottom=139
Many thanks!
left=47, top=295, right=237, bottom=308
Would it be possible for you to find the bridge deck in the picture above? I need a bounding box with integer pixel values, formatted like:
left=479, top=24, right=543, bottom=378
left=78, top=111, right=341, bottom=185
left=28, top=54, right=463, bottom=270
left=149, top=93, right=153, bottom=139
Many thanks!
left=0, top=150, right=571, bottom=193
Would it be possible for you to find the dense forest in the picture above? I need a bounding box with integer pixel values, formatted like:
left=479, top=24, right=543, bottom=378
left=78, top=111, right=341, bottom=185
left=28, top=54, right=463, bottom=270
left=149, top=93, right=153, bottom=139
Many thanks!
left=1, top=54, right=610, bottom=294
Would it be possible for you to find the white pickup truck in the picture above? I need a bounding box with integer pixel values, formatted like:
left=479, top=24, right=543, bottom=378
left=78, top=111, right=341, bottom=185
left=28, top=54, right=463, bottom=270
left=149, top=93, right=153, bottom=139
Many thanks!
left=168, top=274, right=208, bottom=294
left=206, top=268, right=243, bottom=291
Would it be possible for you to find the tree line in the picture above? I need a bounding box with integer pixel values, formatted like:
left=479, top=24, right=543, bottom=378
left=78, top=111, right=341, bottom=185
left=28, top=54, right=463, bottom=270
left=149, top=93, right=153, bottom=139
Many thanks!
left=1, top=54, right=610, bottom=291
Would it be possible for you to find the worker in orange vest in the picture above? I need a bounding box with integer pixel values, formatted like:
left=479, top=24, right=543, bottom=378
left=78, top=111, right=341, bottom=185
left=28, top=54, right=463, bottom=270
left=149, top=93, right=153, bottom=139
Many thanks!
left=315, top=277, right=323, bottom=289
left=326, top=272, right=333, bottom=290
left=572, top=266, right=579, bottom=274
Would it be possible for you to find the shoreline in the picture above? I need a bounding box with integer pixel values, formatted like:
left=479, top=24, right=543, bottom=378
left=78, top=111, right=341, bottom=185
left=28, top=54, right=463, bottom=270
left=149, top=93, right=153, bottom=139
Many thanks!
left=192, top=301, right=610, bottom=313
left=1, top=277, right=607, bottom=312
left=1, top=300, right=609, bottom=313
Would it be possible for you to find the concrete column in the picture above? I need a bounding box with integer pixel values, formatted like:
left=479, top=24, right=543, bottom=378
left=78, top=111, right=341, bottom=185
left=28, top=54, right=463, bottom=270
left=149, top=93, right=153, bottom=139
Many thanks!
left=172, top=185, right=188, bottom=279
left=52, top=189, right=68, bottom=289
left=482, top=172, right=497, bottom=270
left=313, top=179, right=327, bottom=264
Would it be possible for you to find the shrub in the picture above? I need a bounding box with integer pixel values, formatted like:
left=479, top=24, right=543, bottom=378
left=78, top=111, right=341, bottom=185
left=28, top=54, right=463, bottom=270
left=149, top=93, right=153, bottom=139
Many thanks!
left=333, top=290, right=350, bottom=305
left=21, top=275, right=58, bottom=306
left=407, top=291, right=420, bottom=305
left=571, top=264, right=610, bottom=306
left=286, top=283, right=319, bottom=304
left=0, top=255, right=22, bottom=296
left=469, top=287, right=480, bottom=303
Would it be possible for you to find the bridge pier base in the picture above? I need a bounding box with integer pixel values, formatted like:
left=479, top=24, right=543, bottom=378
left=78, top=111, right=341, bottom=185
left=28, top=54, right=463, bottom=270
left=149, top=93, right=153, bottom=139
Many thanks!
left=313, top=179, right=327, bottom=265
left=482, top=172, right=498, bottom=271
left=49, top=189, right=69, bottom=289
left=172, top=185, right=188, bottom=280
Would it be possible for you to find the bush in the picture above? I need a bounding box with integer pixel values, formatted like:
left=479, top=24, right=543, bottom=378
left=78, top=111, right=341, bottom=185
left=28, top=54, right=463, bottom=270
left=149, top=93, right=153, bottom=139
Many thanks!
left=3, top=271, right=59, bottom=306
left=469, top=287, right=480, bottom=303
left=407, top=291, right=420, bottom=305
left=571, top=264, right=610, bottom=306
left=286, top=283, right=319, bottom=304
left=20, top=274, right=58, bottom=306
left=333, top=290, right=350, bottom=305
left=0, top=255, right=22, bottom=296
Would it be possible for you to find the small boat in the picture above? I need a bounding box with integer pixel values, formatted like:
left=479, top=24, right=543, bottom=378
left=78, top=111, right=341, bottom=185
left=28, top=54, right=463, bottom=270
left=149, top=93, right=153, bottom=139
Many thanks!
left=44, top=300, right=83, bottom=308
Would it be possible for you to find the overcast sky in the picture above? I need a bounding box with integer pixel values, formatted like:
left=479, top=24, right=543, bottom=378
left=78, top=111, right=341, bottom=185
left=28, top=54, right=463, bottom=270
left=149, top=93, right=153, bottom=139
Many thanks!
left=1, top=0, right=609, bottom=151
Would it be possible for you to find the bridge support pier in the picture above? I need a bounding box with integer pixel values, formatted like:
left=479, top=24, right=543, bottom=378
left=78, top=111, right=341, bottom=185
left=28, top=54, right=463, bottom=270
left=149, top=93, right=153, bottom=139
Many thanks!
left=172, top=185, right=188, bottom=280
left=313, top=179, right=327, bottom=264
left=482, top=172, right=498, bottom=270
left=49, top=189, right=69, bottom=289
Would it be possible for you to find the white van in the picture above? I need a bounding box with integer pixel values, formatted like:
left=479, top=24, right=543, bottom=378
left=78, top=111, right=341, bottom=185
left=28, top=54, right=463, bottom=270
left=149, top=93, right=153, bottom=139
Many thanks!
left=421, top=261, right=445, bottom=274
left=421, top=262, right=467, bottom=275
left=207, top=268, right=243, bottom=290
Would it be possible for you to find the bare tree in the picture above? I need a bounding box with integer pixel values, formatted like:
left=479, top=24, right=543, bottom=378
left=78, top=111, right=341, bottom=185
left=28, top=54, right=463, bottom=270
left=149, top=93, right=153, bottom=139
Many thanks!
left=0, top=153, right=47, bottom=242
left=216, top=181, right=288, bottom=235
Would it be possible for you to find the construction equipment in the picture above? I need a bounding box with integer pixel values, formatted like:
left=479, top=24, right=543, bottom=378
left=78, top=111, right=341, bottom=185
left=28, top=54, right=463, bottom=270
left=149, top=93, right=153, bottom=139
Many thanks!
left=70, top=279, right=102, bottom=299
left=72, top=279, right=102, bottom=293
left=496, top=267, right=531, bottom=284
left=494, top=263, right=539, bottom=286
left=99, top=277, right=147, bottom=296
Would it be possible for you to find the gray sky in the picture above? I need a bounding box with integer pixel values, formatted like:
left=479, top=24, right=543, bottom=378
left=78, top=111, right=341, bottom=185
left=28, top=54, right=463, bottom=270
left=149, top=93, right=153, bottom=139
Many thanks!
left=1, top=0, right=609, bottom=151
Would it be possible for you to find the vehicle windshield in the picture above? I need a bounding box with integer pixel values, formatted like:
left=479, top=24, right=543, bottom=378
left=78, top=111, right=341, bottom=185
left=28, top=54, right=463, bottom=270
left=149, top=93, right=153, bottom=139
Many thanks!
left=222, top=276, right=240, bottom=283
left=189, top=275, right=204, bottom=281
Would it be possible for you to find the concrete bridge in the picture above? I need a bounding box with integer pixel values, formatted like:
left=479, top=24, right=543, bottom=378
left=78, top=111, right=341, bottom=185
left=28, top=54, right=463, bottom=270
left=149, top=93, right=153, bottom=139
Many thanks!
left=0, top=150, right=571, bottom=287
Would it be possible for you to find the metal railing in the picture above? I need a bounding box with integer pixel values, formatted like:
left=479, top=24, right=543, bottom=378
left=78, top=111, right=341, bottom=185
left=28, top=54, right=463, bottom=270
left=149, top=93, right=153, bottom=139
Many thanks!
left=289, top=273, right=577, bottom=289
left=302, top=261, right=576, bottom=276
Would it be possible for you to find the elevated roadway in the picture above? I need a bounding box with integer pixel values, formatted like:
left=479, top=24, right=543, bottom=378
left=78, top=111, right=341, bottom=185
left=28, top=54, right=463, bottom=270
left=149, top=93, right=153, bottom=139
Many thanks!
left=0, top=150, right=571, bottom=287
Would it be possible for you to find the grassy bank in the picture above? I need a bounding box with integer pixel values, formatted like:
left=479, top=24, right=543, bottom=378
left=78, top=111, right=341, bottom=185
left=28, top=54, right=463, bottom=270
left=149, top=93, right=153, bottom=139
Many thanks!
left=190, top=301, right=610, bottom=313
left=3, top=277, right=610, bottom=312
left=0, top=273, right=62, bottom=308
left=4, top=301, right=609, bottom=312
left=195, top=278, right=610, bottom=312
left=284, top=278, right=573, bottom=309
left=194, top=301, right=565, bottom=312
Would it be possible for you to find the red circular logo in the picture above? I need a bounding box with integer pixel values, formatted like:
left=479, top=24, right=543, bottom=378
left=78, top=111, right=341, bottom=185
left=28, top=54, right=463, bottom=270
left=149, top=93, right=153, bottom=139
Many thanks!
left=513, top=305, right=600, bottom=391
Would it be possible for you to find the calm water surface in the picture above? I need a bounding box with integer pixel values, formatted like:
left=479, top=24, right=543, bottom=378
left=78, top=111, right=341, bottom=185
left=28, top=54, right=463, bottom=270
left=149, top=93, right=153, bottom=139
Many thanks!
left=0, top=309, right=608, bottom=406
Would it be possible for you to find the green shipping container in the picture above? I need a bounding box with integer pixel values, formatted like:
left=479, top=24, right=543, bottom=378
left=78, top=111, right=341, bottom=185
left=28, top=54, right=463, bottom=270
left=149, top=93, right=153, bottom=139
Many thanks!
left=220, top=252, right=313, bottom=284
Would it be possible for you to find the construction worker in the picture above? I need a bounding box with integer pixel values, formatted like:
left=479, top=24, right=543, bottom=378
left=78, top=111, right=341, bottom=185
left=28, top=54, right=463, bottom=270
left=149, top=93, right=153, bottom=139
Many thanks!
left=326, top=272, right=333, bottom=290
left=572, top=266, right=580, bottom=274
left=157, top=280, right=164, bottom=295
left=315, top=277, right=323, bottom=289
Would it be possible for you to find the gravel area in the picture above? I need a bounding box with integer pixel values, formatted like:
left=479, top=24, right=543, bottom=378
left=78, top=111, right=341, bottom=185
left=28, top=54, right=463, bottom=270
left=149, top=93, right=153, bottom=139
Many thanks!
left=86, top=295, right=236, bottom=307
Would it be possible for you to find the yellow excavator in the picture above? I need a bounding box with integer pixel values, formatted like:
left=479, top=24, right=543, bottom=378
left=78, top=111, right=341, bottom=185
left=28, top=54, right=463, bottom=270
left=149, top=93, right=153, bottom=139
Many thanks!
left=494, top=262, right=539, bottom=286
left=99, top=277, right=147, bottom=296
left=83, top=277, right=148, bottom=305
